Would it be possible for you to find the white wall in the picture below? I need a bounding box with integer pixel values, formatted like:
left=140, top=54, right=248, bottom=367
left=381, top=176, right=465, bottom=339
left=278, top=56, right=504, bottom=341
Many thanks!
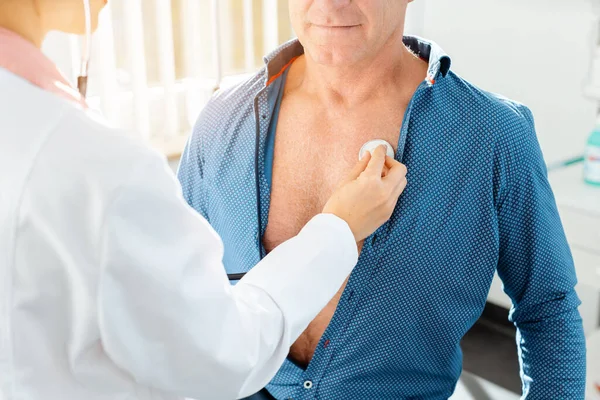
left=413, top=0, right=597, bottom=164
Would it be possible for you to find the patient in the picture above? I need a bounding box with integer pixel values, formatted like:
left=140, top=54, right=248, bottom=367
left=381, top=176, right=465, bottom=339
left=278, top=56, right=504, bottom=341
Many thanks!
left=178, top=0, right=586, bottom=398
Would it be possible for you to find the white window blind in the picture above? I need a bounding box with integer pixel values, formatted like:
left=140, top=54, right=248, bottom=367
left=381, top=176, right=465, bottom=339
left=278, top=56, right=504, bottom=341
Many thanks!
left=43, top=0, right=294, bottom=158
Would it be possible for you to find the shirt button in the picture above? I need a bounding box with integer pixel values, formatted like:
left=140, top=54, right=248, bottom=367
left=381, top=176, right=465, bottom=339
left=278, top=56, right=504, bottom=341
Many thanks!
left=303, top=380, right=313, bottom=389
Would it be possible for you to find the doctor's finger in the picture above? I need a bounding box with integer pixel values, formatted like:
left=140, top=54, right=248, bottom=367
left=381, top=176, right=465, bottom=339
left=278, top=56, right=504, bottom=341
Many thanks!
left=364, top=146, right=387, bottom=177
left=384, top=156, right=402, bottom=170
left=383, top=159, right=408, bottom=184
left=381, top=156, right=398, bottom=178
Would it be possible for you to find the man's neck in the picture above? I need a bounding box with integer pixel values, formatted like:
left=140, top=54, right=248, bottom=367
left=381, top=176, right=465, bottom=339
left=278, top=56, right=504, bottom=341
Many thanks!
left=0, top=2, right=47, bottom=48
left=295, top=35, right=426, bottom=109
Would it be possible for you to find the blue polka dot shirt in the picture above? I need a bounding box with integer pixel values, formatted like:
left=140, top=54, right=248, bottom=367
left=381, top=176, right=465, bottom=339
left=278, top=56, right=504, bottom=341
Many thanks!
left=178, top=37, right=586, bottom=399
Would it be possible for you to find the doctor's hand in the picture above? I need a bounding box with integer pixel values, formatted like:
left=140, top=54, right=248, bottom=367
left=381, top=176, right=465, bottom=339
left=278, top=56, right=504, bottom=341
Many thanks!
left=323, top=145, right=408, bottom=243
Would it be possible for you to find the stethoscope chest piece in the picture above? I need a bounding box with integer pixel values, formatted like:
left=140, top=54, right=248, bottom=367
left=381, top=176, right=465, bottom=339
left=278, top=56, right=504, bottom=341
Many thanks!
left=358, top=139, right=395, bottom=160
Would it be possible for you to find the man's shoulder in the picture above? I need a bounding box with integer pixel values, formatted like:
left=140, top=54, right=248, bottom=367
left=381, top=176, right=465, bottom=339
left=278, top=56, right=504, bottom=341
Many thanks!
left=444, top=71, right=534, bottom=134
left=190, top=69, right=267, bottom=141
left=443, top=72, right=539, bottom=171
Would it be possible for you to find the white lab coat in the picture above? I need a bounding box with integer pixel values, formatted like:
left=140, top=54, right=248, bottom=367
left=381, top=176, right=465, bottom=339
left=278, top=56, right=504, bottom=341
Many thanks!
left=0, top=69, right=358, bottom=399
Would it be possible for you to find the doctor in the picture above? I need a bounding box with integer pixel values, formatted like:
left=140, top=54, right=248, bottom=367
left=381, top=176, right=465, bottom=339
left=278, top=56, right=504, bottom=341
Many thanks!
left=0, top=0, right=408, bottom=399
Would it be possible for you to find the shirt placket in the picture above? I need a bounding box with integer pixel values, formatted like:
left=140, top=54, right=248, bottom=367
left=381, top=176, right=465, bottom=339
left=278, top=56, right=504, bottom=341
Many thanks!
left=253, top=83, right=275, bottom=259
left=368, top=83, right=429, bottom=265
left=292, top=230, right=386, bottom=399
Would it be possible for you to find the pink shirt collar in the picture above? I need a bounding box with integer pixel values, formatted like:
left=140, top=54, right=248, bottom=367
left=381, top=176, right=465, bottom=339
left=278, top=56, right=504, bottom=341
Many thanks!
left=0, top=27, right=87, bottom=107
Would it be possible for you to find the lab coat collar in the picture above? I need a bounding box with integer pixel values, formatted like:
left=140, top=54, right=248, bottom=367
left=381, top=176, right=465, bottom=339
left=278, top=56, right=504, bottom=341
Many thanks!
left=262, top=36, right=452, bottom=87
left=0, top=27, right=87, bottom=108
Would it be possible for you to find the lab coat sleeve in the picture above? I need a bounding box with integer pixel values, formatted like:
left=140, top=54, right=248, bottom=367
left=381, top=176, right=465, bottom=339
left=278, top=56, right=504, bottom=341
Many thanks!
left=495, top=105, right=586, bottom=398
left=97, top=151, right=358, bottom=400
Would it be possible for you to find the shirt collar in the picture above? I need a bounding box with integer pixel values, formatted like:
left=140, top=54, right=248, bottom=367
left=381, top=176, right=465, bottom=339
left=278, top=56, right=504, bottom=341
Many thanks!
left=263, top=36, right=452, bottom=87
left=0, top=27, right=87, bottom=108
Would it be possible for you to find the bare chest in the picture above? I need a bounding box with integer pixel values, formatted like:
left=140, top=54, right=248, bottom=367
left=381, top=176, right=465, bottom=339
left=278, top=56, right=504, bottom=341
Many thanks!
left=262, top=104, right=406, bottom=252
